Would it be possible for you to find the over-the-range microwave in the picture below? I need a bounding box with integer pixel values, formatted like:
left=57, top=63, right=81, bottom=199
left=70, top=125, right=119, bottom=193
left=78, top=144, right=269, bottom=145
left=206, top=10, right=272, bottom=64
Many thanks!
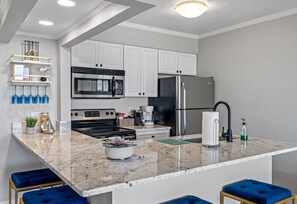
left=71, top=66, right=125, bottom=99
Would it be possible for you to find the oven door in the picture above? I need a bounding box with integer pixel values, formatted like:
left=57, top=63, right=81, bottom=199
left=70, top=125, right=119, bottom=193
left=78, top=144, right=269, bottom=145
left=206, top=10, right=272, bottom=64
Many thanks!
left=72, top=73, right=124, bottom=98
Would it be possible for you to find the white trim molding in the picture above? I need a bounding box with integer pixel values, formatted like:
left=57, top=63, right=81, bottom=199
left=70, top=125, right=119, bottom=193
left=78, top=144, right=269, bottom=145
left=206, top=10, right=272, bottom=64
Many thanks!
left=16, top=31, right=57, bottom=40
left=119, top=21, right=199, bottom=39
left=199, top=7, right=297, bottom=39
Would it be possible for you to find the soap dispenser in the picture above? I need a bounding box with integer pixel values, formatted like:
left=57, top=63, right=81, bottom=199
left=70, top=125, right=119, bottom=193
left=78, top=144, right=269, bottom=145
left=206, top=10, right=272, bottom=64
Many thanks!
left=240, top=118, right=248, bottom=141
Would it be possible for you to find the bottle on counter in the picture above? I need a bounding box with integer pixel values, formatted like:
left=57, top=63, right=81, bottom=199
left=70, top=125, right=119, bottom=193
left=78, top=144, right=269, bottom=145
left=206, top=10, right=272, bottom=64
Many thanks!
left=240, top=118, right=248, bottom=141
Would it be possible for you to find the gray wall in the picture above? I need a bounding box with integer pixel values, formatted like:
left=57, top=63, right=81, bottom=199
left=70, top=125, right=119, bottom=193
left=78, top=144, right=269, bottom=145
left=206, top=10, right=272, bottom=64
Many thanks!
left=91, top=25, right=199, bottom=54
left=0, top=35, right=58, bottom=202
left=198, top=14, right=297, bottom=191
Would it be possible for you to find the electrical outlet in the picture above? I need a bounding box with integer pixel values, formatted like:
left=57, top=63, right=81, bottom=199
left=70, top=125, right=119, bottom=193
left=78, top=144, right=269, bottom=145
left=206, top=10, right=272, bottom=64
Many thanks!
left=31, top=112, right=41, bottom=118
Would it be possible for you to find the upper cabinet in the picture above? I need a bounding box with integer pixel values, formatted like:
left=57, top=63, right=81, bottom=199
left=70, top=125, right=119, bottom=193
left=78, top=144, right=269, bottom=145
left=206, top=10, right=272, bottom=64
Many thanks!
left=98, top=42, right=123, bottom=70
left=71, top=41, right=123, bottom=70
left=159, top=50, right=197, bottom=76
left=124, top=45, right=158, bottom=97
left=71, top=41, right=98, bottom=68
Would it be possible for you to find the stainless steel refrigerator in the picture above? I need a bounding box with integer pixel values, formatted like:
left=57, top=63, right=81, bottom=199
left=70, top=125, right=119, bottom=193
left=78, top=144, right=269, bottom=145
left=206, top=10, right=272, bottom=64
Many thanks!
left=148, top=76, right=214, bottom=136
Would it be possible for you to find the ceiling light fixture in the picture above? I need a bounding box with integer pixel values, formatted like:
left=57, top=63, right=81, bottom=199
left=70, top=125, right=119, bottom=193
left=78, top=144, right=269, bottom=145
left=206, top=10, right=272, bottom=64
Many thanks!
left=175, top=0, right=208, bottom=18
left=39, top=21, right=54, bottom=26
left=57, top=0, right=76, bottom=7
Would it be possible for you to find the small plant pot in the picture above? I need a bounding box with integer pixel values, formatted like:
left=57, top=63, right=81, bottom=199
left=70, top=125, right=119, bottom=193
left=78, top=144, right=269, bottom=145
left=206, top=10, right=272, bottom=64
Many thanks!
left=27, top=127, right=35, bottom=135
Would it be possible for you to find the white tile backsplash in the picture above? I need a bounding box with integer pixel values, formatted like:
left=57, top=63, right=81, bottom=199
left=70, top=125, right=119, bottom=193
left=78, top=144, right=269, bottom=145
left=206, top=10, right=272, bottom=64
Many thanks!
left=71, top=97, right=148, bottom=114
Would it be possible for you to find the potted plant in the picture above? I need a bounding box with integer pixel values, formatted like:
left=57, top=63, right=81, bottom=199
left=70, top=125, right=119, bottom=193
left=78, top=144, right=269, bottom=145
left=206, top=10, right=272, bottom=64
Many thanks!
left=25, top=117, right=38, bottom=134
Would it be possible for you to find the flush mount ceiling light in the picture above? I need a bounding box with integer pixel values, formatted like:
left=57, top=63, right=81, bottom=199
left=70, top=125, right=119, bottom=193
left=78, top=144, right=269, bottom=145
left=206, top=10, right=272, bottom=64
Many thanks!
left=175, top=0, right=208, bottom=18
left=57, top=0, right=76, bottom=7
left=39, top=21, right=54, bottom=26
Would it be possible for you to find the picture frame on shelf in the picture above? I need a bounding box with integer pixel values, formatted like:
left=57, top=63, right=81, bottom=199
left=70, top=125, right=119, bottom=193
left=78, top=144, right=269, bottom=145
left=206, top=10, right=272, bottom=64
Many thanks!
left=12, top=64, right=32, bottom=81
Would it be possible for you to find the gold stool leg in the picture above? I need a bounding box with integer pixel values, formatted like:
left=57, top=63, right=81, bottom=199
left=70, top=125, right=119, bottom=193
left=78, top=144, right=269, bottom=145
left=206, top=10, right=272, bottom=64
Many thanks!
left=293, top=195, right=295, bottom=204
left=15, top=189, right=18, bottom=204
left=9, top=179, right=12, bottom=204
left=220, top=192, right=224, bottom=204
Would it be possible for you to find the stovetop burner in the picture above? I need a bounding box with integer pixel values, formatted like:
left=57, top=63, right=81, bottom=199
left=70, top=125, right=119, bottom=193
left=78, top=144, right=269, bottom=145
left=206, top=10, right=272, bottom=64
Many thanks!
left=71, top=109, right=136, bottom=140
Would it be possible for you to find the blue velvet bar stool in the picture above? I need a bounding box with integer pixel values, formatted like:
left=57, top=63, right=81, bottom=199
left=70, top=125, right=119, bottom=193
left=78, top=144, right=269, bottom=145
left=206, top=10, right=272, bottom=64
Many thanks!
left=220, top=179, right=295, bottom=204
left=20, top=185, right=88, bottom=204
left=161, top=195, right=213, bottom=204
left=9, top=168, right=64, bottom=204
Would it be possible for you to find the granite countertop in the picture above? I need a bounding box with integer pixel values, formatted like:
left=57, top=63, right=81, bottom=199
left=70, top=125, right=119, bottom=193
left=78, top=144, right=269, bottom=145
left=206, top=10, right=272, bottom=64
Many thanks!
left=120, top=125, right=171, bottom=131
left=12, top=131, right=297, bottom=197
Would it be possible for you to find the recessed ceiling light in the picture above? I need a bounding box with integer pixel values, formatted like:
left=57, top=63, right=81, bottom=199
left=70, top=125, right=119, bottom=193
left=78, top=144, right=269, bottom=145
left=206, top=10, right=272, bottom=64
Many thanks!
left=57, top=0, right=76, bottom=7
left=175, top=0, right=208, bottom=18
left=39, top=21, right=54, bottom=26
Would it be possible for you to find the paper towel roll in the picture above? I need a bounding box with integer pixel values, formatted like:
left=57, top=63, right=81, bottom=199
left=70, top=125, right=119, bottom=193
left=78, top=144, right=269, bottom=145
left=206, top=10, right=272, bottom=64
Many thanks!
left=202, top=111, right=219, bottom=147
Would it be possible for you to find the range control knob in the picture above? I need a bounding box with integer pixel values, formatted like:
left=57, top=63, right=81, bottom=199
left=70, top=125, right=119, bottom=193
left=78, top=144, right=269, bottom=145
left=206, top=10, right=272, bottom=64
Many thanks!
left=110, top=112, right=114, bottom=115
left=106, top=112, right=110, bottom=115
left=71, top=113, right=73, bottom=117
left=74, top=113, right=78, bottom=116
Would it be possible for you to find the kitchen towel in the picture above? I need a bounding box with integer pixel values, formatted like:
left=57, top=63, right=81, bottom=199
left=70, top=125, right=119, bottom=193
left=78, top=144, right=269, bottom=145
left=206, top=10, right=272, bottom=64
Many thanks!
left=202, top=111, right=219, bottom=147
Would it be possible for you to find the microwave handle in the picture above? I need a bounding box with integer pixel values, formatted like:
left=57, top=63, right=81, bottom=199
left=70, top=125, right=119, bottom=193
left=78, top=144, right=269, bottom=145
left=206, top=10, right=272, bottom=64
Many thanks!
left=111, top=76, right=116, bottom=97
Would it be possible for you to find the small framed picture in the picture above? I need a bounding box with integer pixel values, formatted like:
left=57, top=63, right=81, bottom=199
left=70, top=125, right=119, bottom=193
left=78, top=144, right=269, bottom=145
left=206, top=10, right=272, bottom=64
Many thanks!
left=12, top=64, right=31, bottom=81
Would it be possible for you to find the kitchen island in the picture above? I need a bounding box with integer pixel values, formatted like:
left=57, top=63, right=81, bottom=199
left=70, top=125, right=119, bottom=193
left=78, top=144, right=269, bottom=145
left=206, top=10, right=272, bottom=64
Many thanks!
left=12, top=131, right=297, bottom=203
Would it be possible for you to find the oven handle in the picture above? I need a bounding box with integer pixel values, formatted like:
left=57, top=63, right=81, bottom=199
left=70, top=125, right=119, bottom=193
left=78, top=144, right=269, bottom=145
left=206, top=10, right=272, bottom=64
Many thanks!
left=112, top=76, right=116, bottom=97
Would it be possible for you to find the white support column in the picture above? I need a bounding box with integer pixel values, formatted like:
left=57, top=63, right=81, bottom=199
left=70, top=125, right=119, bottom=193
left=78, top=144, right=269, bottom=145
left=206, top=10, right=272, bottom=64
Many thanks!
left=56, top=44, right=71, bottom=131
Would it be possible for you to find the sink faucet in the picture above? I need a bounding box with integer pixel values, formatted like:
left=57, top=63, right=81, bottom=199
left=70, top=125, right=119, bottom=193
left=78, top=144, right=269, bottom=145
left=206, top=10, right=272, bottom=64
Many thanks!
left=213, top=101, right=233, bottom=142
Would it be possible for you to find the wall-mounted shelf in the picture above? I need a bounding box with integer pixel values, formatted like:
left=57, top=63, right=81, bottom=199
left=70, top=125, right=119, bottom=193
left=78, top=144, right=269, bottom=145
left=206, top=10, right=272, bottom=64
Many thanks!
left=10, top=80, right=51, bottom=86
left=10, top=54, right=52, bottom=86
left=11, top=54, right=51, bottom=66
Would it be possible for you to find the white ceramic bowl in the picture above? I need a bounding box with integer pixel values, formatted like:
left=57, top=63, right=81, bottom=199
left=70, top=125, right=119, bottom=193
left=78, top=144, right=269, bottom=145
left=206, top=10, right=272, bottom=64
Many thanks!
left=105, top=146, right=133, bottom=160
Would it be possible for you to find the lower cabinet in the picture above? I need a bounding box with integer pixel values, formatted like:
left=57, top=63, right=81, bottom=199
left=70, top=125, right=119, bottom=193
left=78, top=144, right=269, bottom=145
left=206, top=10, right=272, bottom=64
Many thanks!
left=124, top=45, right=158, bottom=97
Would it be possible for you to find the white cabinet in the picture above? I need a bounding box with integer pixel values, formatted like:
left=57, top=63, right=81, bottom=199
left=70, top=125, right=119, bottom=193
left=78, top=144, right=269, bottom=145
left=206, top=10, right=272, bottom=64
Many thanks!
left=71, top=41, right=123, bottom=69
left=124, top=45, right=158, bottom=97
left=142, top=48, right=158, bottom=97
left=179, top=53, right=197, bottom=75
left=71, top=41, right=98, bottom=68
left=159, top=50, right=197, bottom=76
left=124, top=46, right=142, bottom=96
left=98, top=42, right=123, bottom=70
left=158, top=50, right=179, bottom=74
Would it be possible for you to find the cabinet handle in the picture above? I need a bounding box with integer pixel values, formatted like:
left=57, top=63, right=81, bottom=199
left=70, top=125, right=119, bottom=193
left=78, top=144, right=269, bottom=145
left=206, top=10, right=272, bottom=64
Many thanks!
left=176, top=70, right=179, bottom=73
left=180, top=71, right=182, bottom=73
left=95, top=64, right=98, bottom=67
left=152, top=135, right=155, bottom=138
left=139, top=92, right=141, bottom=95
left=143, top=92, right=145, bottom=95
left=100, top=64, right=103, bottom=67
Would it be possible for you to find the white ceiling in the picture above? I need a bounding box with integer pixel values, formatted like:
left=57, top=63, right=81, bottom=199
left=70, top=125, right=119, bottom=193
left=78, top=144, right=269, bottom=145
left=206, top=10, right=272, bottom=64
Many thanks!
left=18, top=0, right=297, bottom=39
left=19, top=0, right=106, bottom=37
left=126, top=0, right=297, bottom=36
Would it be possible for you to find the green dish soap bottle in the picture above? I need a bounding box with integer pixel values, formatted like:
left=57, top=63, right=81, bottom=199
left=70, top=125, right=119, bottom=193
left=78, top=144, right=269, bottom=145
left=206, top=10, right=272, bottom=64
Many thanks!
left=240, top=118, right=248, bottom=141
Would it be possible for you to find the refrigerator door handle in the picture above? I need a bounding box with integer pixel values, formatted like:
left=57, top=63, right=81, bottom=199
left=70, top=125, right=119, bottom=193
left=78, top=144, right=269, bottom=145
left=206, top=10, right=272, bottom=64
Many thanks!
left=181, top=82, right=187, bottom=135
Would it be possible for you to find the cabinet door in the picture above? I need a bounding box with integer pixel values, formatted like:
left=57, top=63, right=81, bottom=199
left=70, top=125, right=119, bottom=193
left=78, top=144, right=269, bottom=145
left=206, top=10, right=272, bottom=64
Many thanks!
left=179, top=53, right=197, bottom=76
left=158, top=50, right=179, bottom=74
left=98, top=42, right=123, bottom=70
left=142, top=48, right=158, bottom=97
left=124, top=46, right=142, bottom=97
left=71, top=41, right=98, bottom=67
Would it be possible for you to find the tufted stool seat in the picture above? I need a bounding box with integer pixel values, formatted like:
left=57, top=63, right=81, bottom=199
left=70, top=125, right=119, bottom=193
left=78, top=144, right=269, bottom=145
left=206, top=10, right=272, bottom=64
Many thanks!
left=161, top=195, right=212, bottom=204
left=20, top=185, right=88, bottom=204
left=9, top=168, right=64, bottom=204
left=220, top=179, right=295, bottom=204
